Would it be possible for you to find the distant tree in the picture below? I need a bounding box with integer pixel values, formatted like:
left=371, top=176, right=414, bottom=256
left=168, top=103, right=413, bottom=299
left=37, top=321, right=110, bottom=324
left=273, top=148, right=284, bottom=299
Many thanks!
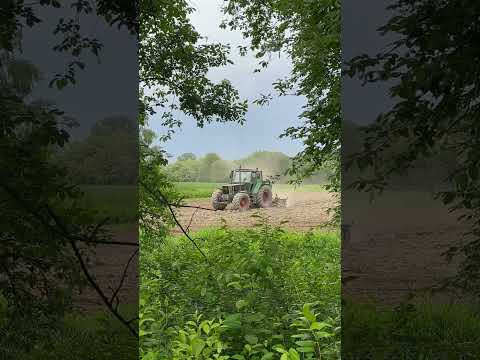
left=177, top=152, right=196, bottom=161
left=58, top=116, right=137, bottom=185
left=90, top=115, right=136, bottom=136
left=202, top=153, right=222, bottom=166
left=209, top=160, right=234, bottom=182
left=167, top=159, right=200, bottom=182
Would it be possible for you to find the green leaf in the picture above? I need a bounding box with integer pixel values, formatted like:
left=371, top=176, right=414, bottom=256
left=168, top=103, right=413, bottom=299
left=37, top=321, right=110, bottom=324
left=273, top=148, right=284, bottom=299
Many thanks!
left=235, top=299, right=248, bottom=310
left=302, top=304, right=316, bottom=322
left=139, top=330, right=152, bottom=337
left=310, top=321, right=328, bottom=330
left=245, top=334, right=258, bottom=345
left=261, top=353, right=275, bottom=360
left=201, top=322, right=210, bottom=335
left=316, top=331, right=334, bottom=338
left=288, top=348, right=300, bottom=360
left=191, top=338, right=206, bottom=356
left=295, top=340, right=316, bottom=347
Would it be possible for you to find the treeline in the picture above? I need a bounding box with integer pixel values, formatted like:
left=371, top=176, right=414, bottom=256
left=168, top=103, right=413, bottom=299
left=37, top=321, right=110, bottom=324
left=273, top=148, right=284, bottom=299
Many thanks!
left=165, top=150, right=331, bottom=184
left=56, top=116, right=138, bottom=185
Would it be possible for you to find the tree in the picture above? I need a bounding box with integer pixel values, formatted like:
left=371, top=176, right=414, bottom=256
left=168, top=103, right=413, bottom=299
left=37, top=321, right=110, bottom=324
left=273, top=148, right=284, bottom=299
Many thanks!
left=202, top=153, right=222, bottom=166
left=139, top=0, right=247, bottom=136
left=0, top=57, right=135, bottom=348
left=0, top=1, right=140, bottom=345
left=221, top=0, right=341, bottom=223
left=177, top=152, right=196, bottom=161
left=167, top=159, right=200, bottom=182
left=58, top=116, right=138, bottom=185
left=222, top=0, right=341, bottom=187
left=345, top=0, right=480, bottom=294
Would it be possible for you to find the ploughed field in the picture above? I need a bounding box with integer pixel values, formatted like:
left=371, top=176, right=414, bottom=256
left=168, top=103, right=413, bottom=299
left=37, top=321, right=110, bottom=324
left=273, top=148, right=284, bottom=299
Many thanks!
left=173, top=182, right=337, bottom=233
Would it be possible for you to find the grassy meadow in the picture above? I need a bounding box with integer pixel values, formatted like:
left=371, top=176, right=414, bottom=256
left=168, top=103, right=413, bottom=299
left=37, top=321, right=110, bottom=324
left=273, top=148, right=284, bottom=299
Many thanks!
left=79, top=185, right=137, bottom=224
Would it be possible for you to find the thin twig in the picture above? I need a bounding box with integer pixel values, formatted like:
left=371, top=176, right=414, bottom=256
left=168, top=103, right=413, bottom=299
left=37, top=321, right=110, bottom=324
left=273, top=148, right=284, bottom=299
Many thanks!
left=110, top=248, right=138, bottom=304
left=1, top=182, right=139, bottom=338
left=140, top=180, right=209, bottom=261
left=186, top=207, right=199, bottom=233
left=173, top=203, right=217, bottom=212
left=79, top=239, right=138, bottom=246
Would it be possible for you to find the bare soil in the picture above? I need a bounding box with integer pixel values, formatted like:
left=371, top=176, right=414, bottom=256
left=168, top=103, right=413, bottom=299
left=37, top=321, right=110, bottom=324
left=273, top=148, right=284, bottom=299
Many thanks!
left=342, top=190, right=471, bottom=306
left=172, top=191, right=337, bottom=234
left=75, top=227, right=138, bottom=312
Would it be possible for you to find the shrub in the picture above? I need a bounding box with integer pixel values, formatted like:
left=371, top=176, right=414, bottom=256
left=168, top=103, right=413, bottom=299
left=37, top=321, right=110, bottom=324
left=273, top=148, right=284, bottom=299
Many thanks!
left=140, top=216, right=341, bottom=359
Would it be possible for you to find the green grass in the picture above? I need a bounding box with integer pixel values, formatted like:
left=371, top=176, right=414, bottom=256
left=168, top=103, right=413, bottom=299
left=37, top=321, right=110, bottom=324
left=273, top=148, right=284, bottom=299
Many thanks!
left=80, top=185, right=137, bottom=224
left=173, top=182, right=222, bottom=199
left=174, top=181, right=326, bottom=199
left=140, top=222, right=341, bottom=358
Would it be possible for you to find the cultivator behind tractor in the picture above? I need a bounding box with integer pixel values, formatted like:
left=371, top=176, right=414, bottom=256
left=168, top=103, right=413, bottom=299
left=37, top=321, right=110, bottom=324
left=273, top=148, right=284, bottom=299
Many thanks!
left=211, top=167, right=286, bottom=211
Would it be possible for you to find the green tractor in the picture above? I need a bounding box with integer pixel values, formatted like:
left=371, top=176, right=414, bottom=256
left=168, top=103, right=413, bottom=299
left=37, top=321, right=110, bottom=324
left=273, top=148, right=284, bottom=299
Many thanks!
left=211, top=167, right=276, bottom=211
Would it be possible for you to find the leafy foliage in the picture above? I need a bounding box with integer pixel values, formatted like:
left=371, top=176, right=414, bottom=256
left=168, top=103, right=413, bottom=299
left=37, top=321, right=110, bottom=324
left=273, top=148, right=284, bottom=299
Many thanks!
left=345, top=1, right=480, bottom=294
left=137, top=0, right=250, bottom=249
left=57, top=116, right=138, bottom=185
left=1, top=1, right=140, bottom=344
left=140, top=220, right=340, bottom=359
left=139, top=0, right=247, bottom=137
left=222, top=0, right=340, bottom=222
left=0, top=57, right=118, bottom=348
left=343, top=301, right=480, bottom=359
left=0, top=306, right=137, bottom=360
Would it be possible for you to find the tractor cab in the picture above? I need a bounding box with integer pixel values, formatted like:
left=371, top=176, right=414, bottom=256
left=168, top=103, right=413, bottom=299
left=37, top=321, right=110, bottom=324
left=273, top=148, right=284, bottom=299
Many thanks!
left=229, top=168, right=263, bottom=185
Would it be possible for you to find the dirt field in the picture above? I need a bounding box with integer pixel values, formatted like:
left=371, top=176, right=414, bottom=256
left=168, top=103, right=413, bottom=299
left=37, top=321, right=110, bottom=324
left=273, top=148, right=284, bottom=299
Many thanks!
left=75, top=227, right=138, bottom=312
left=342, top=190, right=470, bottom=306
left=173, top=190, right=337, bottom=234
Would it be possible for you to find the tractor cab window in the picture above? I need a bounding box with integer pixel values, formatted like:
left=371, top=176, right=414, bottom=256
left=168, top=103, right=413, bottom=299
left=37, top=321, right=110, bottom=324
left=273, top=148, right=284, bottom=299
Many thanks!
left=243, top=172, right=252, bottom=182
left=232, top=171, right=252, bottom=183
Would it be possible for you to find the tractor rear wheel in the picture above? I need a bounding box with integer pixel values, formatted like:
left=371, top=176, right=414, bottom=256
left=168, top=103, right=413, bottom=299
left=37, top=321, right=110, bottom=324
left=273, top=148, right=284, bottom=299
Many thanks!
left=232, top=192, right=250, bottom=211
left=255, top=186, right=273, bottom=208
left=211, top=189, right=227, bottom=210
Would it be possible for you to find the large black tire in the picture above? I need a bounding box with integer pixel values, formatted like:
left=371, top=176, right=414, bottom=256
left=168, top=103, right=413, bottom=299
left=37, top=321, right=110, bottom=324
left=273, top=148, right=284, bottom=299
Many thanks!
left=211, top=189, right=227, bottom=210
left=255, top=185, right=273, bottom=208
left=231, top=192, right=250, bottom=211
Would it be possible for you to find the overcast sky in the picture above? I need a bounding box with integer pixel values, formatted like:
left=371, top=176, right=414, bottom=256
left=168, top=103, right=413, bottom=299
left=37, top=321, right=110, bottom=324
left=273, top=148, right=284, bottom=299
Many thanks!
left=342, top=0, right=397, bottom=125
left=147, top=0, right=306, bottom=161
left=20, top=5, right=137, bottom=139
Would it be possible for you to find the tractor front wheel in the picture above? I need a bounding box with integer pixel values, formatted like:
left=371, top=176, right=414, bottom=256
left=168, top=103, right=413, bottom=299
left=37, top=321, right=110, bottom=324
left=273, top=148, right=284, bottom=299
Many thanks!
left=255, top=186, right=273, bottom=208
left=211, top=189, right=227, bottom=210
left=232, top=192, right=250, bottom=211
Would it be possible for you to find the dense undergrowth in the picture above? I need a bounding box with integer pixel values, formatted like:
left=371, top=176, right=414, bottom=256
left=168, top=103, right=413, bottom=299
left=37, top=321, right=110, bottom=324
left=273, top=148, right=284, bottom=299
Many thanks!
left=140, top=217, right=341, bottom=359
left=343, top=301, right=480, bottom=359
left=0, top=304, right=137, bottom=360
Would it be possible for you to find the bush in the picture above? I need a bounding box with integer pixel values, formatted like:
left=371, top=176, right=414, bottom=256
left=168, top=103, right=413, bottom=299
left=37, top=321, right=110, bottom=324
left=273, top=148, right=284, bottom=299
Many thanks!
left=343, top=301, right=480, bottom=359
left=140, top=216, right=341, bottom=359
